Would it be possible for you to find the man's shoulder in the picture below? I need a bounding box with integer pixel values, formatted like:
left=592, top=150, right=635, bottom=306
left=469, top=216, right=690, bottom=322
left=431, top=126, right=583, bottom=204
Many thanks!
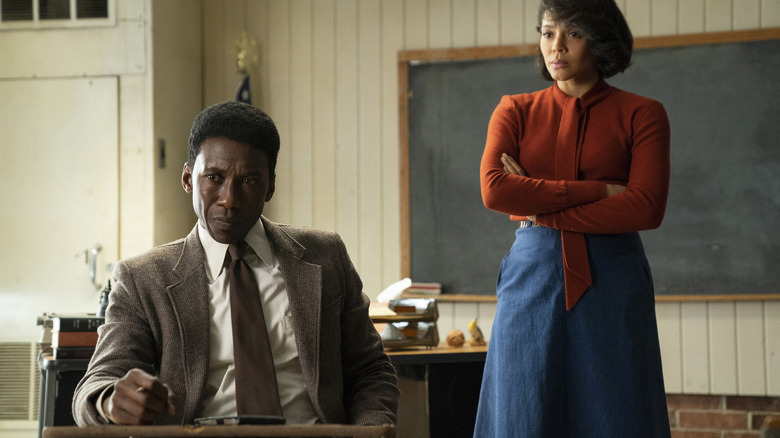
left=264, top=219, right=345, bottom=258
left=277, top=223, right=338, bottom=239
left=119, top=237, right=188, bottom=271
left=274, top=223, right=343, bottom=250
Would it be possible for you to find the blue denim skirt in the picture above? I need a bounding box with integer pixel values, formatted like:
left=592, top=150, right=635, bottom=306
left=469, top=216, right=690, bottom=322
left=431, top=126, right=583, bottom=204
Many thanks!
left=473, top=226, right=671, bottom=438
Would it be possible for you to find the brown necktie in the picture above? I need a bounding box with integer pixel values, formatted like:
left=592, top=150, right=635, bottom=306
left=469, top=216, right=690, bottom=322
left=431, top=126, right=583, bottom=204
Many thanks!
left=556, top=97, right=592, bottom=310
left=228, top=241, right=283, bottom=416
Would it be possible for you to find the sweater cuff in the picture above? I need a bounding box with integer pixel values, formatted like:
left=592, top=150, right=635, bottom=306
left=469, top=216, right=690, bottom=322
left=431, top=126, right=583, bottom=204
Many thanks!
left=565, top=180, right=606, bottom=208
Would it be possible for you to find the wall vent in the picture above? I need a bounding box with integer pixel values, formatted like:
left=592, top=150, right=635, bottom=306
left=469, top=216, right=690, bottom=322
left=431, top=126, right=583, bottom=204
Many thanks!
left=0, top=342, right=40, bottom=421
left=0, top=0, right=114, bottom=29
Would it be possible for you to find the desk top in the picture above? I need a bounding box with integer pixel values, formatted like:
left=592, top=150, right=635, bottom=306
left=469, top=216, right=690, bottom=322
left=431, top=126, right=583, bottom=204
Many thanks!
left=43, top=424, right=394, bottom=437
left=385, top=342, right=488, bottom=365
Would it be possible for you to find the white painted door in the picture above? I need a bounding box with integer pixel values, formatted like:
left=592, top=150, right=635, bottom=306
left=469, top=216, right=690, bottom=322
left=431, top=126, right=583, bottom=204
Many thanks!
left=0, top=76, right=119, bottom=342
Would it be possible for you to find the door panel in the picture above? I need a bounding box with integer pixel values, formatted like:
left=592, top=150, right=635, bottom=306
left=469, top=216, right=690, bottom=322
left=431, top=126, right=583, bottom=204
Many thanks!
left=0, top=76, right=119, bottom=341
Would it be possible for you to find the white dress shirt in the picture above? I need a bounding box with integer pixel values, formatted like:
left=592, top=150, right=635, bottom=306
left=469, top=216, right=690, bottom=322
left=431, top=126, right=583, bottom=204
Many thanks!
left=198, top=220, right=318, bottom=423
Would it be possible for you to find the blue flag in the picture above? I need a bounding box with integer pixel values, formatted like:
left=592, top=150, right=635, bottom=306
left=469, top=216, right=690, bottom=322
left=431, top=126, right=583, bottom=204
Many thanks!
left=236, top=75, right=251, bottom=104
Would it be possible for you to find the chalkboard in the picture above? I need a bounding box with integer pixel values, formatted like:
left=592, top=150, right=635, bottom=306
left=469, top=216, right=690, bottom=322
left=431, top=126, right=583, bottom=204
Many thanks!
left=402, top=31, right=780, bottom=298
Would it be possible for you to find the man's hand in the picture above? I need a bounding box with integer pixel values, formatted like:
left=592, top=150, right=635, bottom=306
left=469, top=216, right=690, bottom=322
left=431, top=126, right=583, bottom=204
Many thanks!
left=103, top=368, right=176, bottom=425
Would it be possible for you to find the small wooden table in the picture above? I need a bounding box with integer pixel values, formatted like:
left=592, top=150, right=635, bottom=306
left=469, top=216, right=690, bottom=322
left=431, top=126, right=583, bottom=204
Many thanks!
left=386, top=342, right=488, bottom=438
left=385, top=343, right=488, bottom=364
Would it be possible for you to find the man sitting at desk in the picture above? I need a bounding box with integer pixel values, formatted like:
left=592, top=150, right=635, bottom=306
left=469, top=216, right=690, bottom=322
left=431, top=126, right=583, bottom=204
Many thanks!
left=72, top=101, right=399, bottom=427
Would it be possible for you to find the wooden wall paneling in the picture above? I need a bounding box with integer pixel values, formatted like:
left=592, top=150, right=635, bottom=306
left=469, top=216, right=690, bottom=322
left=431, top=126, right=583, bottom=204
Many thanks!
left=655, top=302, right=683, bottom=392
left=266, top=0, right=292, bottom=224
left=763, top=0, right=780, bottom=27
left=208, top=0, right=246, bottom=104
left=200, top=0, right=223, bottom=105
left=357, top=0, right=383, bottom=295
left=335, top=0, right=360, bottom=252
left=152, top=0, right=204, bottom=246
left=498, top=0, right=524, bottom=45
left=405, top=0, right=428, bottom=48
left=429, top=0, right=453, bottom=48
left=478, top=302, right=497, bottom=342
left=705, top=0, right=733, bottom=32
left=118, top=74, right=154, bottom=258
left=290, top=0, right=314, bottom=227
left=652, top=0, right=679, bottom=36
left=224, top=0, right=247, bottom=103
left=733, top=0, right=761, bottom=30
left=476, top=0, right=500, bottom=46
left=625, top=0, right=652, bottom=36
left=736, top=301, right=767, bottom=395
left=228, top=0, right=249, bottom=93
left=437, top=302, right=457, bottom=336
left=453, top=302, right=480, bottom=341
left=452, top=0, right=477, bottom=47
left=380, top=0, right=403, bottom=291
left=522, top=0, right=538, bottom=43
left=681, top=302, right=710, bottom=393
left=244, top=1, right=266, bottom=111
left=766, top=301, right=780, bottom=395
left=440, top=298, right=777, bottom=395
left=312, top=0, right=337, bottom=232
left=708, top=302, right=738, bottom=394
left=679, top=0, right=707, bottom=34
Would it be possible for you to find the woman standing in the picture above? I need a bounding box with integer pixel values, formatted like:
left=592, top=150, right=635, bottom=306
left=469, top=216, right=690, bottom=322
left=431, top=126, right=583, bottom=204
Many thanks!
left=475, top=0, right=671, bottom=436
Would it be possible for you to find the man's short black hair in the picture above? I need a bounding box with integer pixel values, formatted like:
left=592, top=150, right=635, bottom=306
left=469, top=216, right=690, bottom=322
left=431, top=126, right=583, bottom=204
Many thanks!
left=535, top=0, right=633, bottom=81
left=188, top=101, right=280, bottom=176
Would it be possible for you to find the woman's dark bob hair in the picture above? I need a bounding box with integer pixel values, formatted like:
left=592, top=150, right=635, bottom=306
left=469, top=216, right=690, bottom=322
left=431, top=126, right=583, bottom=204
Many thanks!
left=535, top=0, right=633, bottom=81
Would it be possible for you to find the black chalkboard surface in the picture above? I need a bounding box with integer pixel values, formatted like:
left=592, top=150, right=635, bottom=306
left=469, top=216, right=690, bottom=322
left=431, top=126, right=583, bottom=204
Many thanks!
left=403, top=31, right=780, bottom=298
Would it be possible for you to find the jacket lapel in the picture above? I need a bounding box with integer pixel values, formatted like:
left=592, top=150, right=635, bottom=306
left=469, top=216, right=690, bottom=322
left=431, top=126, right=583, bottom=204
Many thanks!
left=166, top=226, right=211, bottom=421
left=262, top=217, right=323, bottom=404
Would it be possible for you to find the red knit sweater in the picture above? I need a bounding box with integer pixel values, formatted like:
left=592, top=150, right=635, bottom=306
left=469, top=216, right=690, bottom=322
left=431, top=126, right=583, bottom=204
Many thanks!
left=480, top=80, right=670, bottom=234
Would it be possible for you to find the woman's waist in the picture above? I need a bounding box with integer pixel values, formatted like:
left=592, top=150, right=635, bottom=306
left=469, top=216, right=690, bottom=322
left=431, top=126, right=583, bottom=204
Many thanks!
left=512, top=226, right=645, bottom=252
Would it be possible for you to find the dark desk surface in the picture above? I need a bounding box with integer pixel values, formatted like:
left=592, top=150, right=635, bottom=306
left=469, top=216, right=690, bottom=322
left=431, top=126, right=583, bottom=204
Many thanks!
left=385, top=342, right=488, bottom=365
left=43, top=424, right=394, bottom=437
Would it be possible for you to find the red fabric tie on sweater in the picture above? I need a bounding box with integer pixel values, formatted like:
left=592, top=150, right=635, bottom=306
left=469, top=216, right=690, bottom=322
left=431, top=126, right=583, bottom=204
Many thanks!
left=556, top=98, right=592, bottom=310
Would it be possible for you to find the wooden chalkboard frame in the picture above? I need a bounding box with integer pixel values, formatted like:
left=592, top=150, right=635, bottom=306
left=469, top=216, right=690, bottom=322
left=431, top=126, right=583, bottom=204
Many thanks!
left=398, top=28, right=780, bottom=302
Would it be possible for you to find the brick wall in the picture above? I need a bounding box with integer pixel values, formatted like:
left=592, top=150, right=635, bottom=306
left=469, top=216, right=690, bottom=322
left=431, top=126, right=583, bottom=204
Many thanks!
left=668, top=394, right=780, bottom=437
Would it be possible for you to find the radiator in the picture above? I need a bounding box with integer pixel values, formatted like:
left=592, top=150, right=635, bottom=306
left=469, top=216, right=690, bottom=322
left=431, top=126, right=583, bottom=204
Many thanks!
left=0, top=342, right=40, bottom=422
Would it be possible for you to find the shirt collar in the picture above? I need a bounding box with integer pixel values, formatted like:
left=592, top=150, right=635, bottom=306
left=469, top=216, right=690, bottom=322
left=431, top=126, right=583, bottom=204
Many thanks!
left=197, top=219, right=277, bottom=282
left=552, top=79, right=612, bottom=108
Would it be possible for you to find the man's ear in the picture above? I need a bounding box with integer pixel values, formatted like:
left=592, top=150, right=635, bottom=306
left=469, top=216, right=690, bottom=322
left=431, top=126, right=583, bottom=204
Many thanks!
left=182, top=162, right=193, bottom=194
left=265, top=175, right=276, bottom=202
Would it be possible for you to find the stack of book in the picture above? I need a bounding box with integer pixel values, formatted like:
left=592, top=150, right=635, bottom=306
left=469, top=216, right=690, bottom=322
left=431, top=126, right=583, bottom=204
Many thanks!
left=403, top=282, right=442, bottom=296
left=51, top=314, right=104, bottom=360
